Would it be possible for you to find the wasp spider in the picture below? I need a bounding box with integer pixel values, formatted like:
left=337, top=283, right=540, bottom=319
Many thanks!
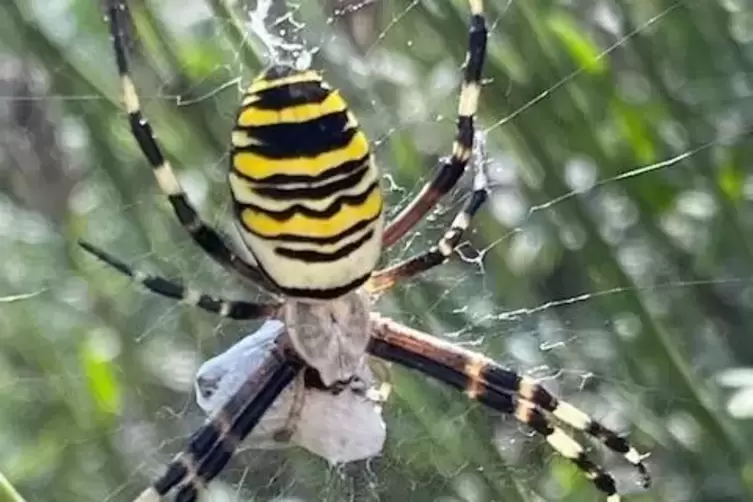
left=81, top=1, right=651, bottom=500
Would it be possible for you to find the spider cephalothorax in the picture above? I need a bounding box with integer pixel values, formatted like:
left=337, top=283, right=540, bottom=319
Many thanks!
left=282, top=289, right=371, bottom=386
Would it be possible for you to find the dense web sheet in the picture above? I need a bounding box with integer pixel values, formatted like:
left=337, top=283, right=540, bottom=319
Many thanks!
left=2, top=1, right=753, bottom=502
left=194, top=319, right=389, bottom=464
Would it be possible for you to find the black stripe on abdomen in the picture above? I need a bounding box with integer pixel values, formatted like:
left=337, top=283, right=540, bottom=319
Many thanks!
left=231, top=155, right=368, bottom=186
left=243, top=212, right=381, bottom=245
left=244, top=81, right=330, bottom=110
left=250, top=161, right=369, bottom=200
left=236, top=181, right=379, bottom=221
left=274, top=230, right=375, bottom=263
left=233, top=112, right=354, bottom=159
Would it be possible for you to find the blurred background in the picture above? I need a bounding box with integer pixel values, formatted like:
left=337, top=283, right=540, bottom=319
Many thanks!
left=1, top=0, right=753, bottom=501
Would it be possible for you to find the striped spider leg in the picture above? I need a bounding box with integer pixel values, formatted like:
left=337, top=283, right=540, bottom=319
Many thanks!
left=106, top=0, right=278, bottom=293
left=368, top=131, right=489, bottom=294
left=78, top=240, right=280, bottom=319
left=382, top=0, right=487, bottom=248
left=134, top=335, right=304, bottom=502
left=368, top=315, right=651, bottom=502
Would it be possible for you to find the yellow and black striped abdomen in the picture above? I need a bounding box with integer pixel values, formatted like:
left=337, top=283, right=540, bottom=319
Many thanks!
left=229, top=67, right=384, bottom=299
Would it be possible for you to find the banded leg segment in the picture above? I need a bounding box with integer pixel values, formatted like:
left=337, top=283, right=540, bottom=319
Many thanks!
left=383, top=0, right=487, bottom=247
left=106, top=0, right=276, bottom=293
left=135, top=345, right=303, bottom=502
left=368, top=315, right=650, bottom=501
left=79, top=240, right=279, bottom=320
left=368, top=135, right=489, bottom=294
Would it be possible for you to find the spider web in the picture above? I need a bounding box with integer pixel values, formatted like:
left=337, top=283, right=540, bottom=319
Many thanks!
left=0, top=1, right=752, bottom=502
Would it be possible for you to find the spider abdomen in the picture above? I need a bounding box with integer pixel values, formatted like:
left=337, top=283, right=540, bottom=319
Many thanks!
left=229, top=67, right=384, bottom=299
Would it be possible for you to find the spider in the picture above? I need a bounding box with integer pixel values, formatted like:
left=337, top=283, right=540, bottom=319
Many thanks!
left=81, top=1, right=651, bottom=501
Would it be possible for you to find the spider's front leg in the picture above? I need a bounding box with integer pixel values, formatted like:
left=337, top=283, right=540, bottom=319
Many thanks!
left=368, top=131, right=490, bottom=294
left=382, top=0, right=487, bottom=247
left=105, top=0, right=276, bottom=293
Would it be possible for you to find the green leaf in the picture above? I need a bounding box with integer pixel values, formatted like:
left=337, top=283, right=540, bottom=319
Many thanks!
left=611, top=98, right=657, bottom=164
left=718, top=159, right=745, bottom=202
left=79, top=331, right=122, bottom=419
left=547, top=13, right=608, bottom=75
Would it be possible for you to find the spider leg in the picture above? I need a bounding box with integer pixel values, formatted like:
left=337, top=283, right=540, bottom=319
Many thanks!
left=383, top=0, right=487, bottom=247
left=368, top=315, right=650, bottom=501
left=134, top=343, right=303, bottom=502
left=368, top=135, right=488, bottom=293
left=106, top=0, right=277, bottom=293
left=79, top=240, right=280, bottom=320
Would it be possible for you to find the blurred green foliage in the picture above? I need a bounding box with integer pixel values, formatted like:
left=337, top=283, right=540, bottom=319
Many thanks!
left=1, top=0, right=753, bottom=501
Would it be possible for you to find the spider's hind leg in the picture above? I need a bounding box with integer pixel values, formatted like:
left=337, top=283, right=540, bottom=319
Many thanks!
left=134, top=344, right=303, bottom=502
left=368, top=315, right=651, bottom=501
